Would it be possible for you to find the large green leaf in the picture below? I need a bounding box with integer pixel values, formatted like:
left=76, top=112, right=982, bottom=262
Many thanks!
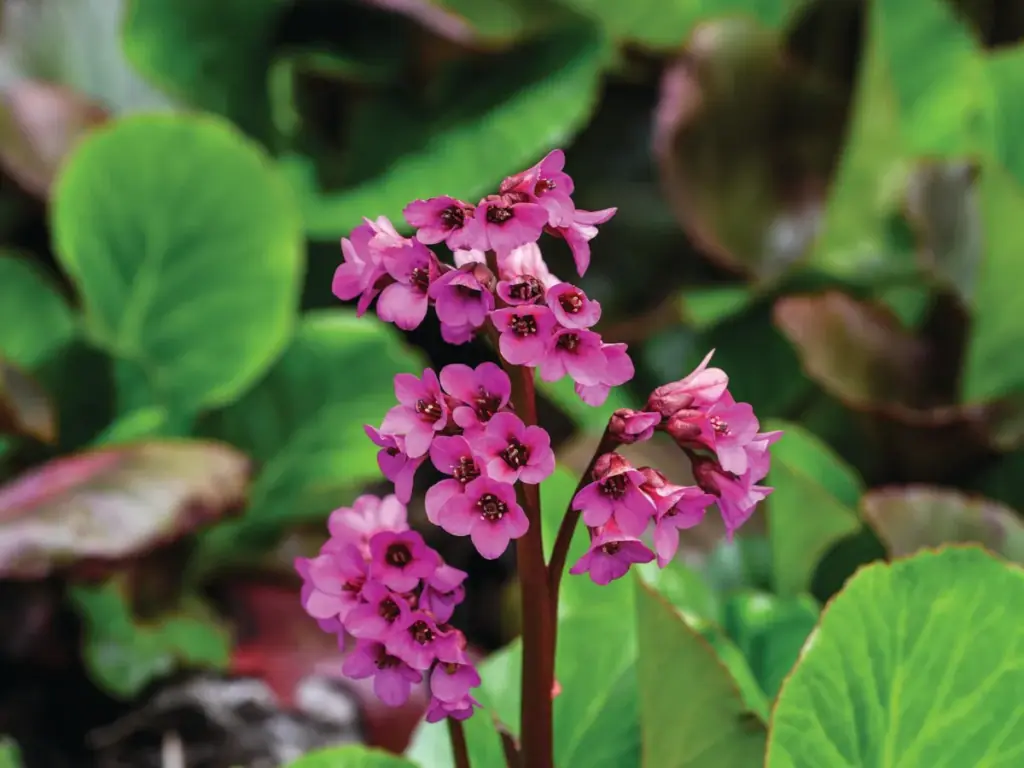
left=51, top=113, right=304, bottom=413
left=122, top=0, right=286, bottom=141
left=193, top=311, right=422, bottom=568
left=0, top=738, right=22, bottom=768
left=285, top=24, right=610, bottom=238
left=286, top=745, right=417, bottom=767
left=767, top=546, right=1024, bottom=767
left=764, top=420, right=863, bottom=595
left=0, top=254, right=76, bottom=369
left=634, top=577, right=767, bottom=767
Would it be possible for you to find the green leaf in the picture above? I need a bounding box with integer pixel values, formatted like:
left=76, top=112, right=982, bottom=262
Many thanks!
left=722, top=592, right=819, bottom=700
left=285, top=24, right=609, bottom=238
left=635, top=558, right=721, bottom=624
left=764, top=420, right=863, bottom=595
left=537, top=374, right=634, bottom=435
left=122, top=0, right=286, bottom=141
left=405, top=693, right=507, bottom=768
left=285, top=746, right=417, bottom=767
left=0, top=254, right=76, bottom=369
left=193, top=311, right=422, bottom=568
left=51, top=113, right=304, bottom=413
left=767, top=546, right=1024, bottom=767
left=0, top=738, right=22, bottom=768
left=634, top=576, right=767, bottom=767
left=70, top=581, right=230, bottom=698
left=678, top=286, right=754, bottom=331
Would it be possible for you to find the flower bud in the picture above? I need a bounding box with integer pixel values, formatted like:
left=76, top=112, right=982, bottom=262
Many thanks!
left=467, top=262, right=497, bottom=293
left=646, top=387, right=695, bottom=419
left=666, top=409, right=704, bottom=444
left=609, top=409, right=661, bottom=444
left=591, top=452, right=632, bottom=482
left=691, top=457, right=723, bottom=495
left=638, top=466, right=668, bottom=490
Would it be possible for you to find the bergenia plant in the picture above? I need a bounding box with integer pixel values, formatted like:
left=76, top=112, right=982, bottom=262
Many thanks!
left=297, top=150, right=778, bottom=767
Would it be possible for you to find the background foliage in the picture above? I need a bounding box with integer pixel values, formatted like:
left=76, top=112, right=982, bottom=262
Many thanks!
left=1, top=0, right=1024, bottom=765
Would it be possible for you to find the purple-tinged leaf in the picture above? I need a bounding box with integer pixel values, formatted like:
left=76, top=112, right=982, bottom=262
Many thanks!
left=0, top=357, right=56, bottom=443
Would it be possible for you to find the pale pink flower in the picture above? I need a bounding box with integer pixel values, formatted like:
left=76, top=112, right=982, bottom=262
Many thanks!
left=342, top=639, right=422, bottom=706
left=297, top=543, right=367, bottom=623
left=403, top=196, right=478, bottom=250
left=647, top=349, right=728, bottom=418
left=539, top=328, right=607, bottom=386
left=421, top=564, right=468, bottom=623
left=546, top=282, right=601, bottom=328
left=652, top=487, right=716, bottom=566
left=429, top=264, right=495, bottom=330
left=569, top=525, right=654, bottom=585
left=368, top=529, right=441, bottom=592
left=572, top=458, right=655, bottom=537
left=464, top=195, right=548, bottom=253
left=477, top=412, right=555, bottom=485
left=380, top=369, right=449, bottom=458
left=491, top=305, right=557, bottom=366
left=499, top=149, right=576, bottom=226
left=496, top=242, right=560, bottom=288
left=363, top=426, right=424, bottom=504
left=386, top=610, right=444, bottom=670
left=376, top=239, right=433, bottom=330
left=549, top=206, right=617, bottom=276
left=424, top=435, right=484, bottom=525
left=328, top=494, right=409, bottom=556
left=438, top=476, right=528, bottom=559
left=440, top=362, right=511, bottom=432
left=575, top=342, right=635, bottom=405
left=344, top=580, right=411, bottom=640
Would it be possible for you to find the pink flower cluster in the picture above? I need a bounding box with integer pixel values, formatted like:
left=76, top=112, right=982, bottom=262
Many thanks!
left=367, top=362, right=554, bottom=560
left=297, top=494, right=482, bottom=722
left=570, top=351, right=779, bottom=585
left=332, top=150, right=629, bottom=405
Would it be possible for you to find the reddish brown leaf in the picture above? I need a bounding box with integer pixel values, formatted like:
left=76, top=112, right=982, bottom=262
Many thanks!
left=0, top=357, right=57, bottom=443
left=0, top=441, right=250, bottom=578
left=862, top=486, right=1024, bottom=564
left=0, top=81, right=109, bottom=198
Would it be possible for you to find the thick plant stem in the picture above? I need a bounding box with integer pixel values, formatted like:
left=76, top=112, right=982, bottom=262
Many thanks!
left=506, top=362, right=555, bottom=768
left=547, top=424, right=618, bottom=620
left=447, top=718, right=471, bottom=768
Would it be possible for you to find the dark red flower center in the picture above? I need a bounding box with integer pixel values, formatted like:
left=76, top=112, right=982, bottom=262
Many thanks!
left=416, top=398, right=443, bottom=422
left=411, top=266, right=430, bottom=292
left=453, top=456, right=480, bottom=484
left=385, top=543, right=412, bottom=567
left=508, top=276, right=543, bottom=302
left=343, top=578, right=364, bottom=593
left=503, top=191, right=531, bottom=205
left=477, top=493, right=508, bottom=521
left=444, top=662, right=460, bottom=675
left=600, top=475, right=628, bottom=500
left=486, top=205, right=514, bottom=224
left=600, top=542, right=621, bottom=556
left=375, top=647, right=401, bottom=669
left=379, top=597, right=402, bottom=621
left=535, top=178, right=556, bottom=195
left=511, top=314, right=538, bottom=336
left=474, top=389, right=503, bottom=420
left=440, top=205, right=466, bottom=229
left=456, top=285, right=482, bottom=299
left=501, top=438, right=530, bottom=469
left=410, top=620, right=435, bottom=645
left=710, top=416, right=730, bottom=435
left=556, top=332, right=580, bottom=352
left=559, top=290, right=584, bottom=314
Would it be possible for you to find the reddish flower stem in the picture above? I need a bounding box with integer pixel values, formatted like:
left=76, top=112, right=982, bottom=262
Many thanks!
left=547, top=423, right=618, bottom=621
left=447, top=717, right=472, bottom=768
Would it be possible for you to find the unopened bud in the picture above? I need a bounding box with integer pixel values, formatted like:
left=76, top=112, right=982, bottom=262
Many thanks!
left=592, top=452, right=632, bottom=482
left=638, top=466, right=668, bottom=491
left=690, top=457, right=722, bottom=495
left=666, top=409, right=704, bottom=444
left=609, top=408, right=661, bottom=444
left=467, top=262, right=497, bottom=292
left=646, top=386, right=695, bottom=419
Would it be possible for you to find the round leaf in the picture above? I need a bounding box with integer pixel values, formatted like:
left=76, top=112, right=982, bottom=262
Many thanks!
left=52, top=113, right=304, bottom=411
left=0, top=254, right=76, bottom=369
left=283, top=746, right=416, bottom=768
left=768, top=547, right=1024, bottom=767
left=0, top=440, right=250, bottom=578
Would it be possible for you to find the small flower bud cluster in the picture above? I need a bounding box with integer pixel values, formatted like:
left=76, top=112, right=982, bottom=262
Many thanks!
left=570, top=351, right=779, bottom=585
left=370, top=362, right=555, bottom=559
left=332, top=150, right=628, bottom=404
left=297, top=494, right=482, bottom=722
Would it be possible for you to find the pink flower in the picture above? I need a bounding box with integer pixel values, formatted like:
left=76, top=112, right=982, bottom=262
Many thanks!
left=652, top=487, right=716, bottom=566
left=496, top=274, right=546, bottom=305
left=440, top=320, right=477, bottom=346
left=298, top=544, right=368, bottom=623
left=608, top=409, right=660, bottom=444
left=363, top=427, right=424, bottom=504
left=496, top=243, right=559, bottom=288
left=701, top=395, right=760, bottom=475
left=421, top=564, right=467, bottom=623
left=328, top=494, right=408, bottom=555
left=573, top=457, right=655, bottom=537
left=491, top=305, right=557, bottom=366
left=424, top=435, right=484, bottom=525
left=368, top=530, right=441, bottom=592
left=380, top=369, right=449, bottom=458
left=500, top=149, right=576, bottom=226
left=465, top=195, right=548, bottom=253
left=386, top=610, right=444, bottom=670
left=647, top=350, right=728, bottom=418
left=403, top=196, right=477, bottom=250
left=430, top=659, right=482, bottom=704
left=574, top=342, right=635, bottom=405
left=478, top=412, right=555, bottom=485
left=344, top=580, right=411, bottom=640
left=426, top=693, right=482, bottom=723
left=549, top=207, right=616, bottom=276
left=429, top=264, right=495, bottom=330
left=342, top=639, right=422, bottom=707
left=332, top=220, right=387, bottom=315
left=438, top=475, right=528, bottom=559
left=539, top=328, right=607, bottom=386
left=440, top=362, right=511, bottom=433
left=546, top=283, right=601, bottom=328
left=376, top=239, right=433, bottom=330
left=693, top=458, right=772, bottom=538
left=569, top=525, right=654, bottom=585
left=747, top=430, right=783, bottom=481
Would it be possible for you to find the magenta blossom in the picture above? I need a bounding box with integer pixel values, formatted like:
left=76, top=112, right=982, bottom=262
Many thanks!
left=652, top=487, right=716, bottom=566
left=363, top=427, right=423, bottom=504
left=429, top=264, right=495, bottom=330
left=539, top=327, right=607, bottom=386
left=430, top=658, right=482, bottom=704
left=440, top=320, right=477, bottom=346
left=497, top=274, right=546, bottom=305
left=608, top=409, right=661, bottom=444
left=342, top=639, right=422, bottom=707
left=344, top=580, right=411, bottom=640
left=747, top=430, right=783, bottom=481
left=575, top=342, right=635, bottom=405
left=296, top=558, right=342, bottom=634
left=421, top=564, right=468, bottom=623
left=465, top=195, right=548, bottom=254
left=376, top=238, right=433, bottom=331
left=492, top=305, right=557, bottom=367
left=497, top=242, right=560, bottom=288
left=426, top=693, right=482, bottom=723
left=438, top=475, right=528, bottom=559
left=332, top=220, right=387, bottom=315
left=647, top=349, right=729, bottom=418
left=403, top=196, right=477, bottom=250
left=380, top=369, right=449, bottom=458
left=440, top=362, right=511, bottom=432
left=500, top=149, right=576, bottom=226
left=570, top=525, right=655, bottom=585
left=386, top=610, right=444, bottom=670
left=700, top=394, right=760, bottom=475
left=368, top=529, right=441, bottom=592
left=424, top=435, right=484, bottom=525
left=298, top=544, right=368, bottom=622
left=549, top=207, right=617, bottom=276
left=478, top=412, right=555, bottom=485
left=573, top=459, right=655, bottom=537
left=546, top=283, right=601, bottom=329
left=693, top=458, right=773, bottom=538
left=328, top=494, right=408, bottom=556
